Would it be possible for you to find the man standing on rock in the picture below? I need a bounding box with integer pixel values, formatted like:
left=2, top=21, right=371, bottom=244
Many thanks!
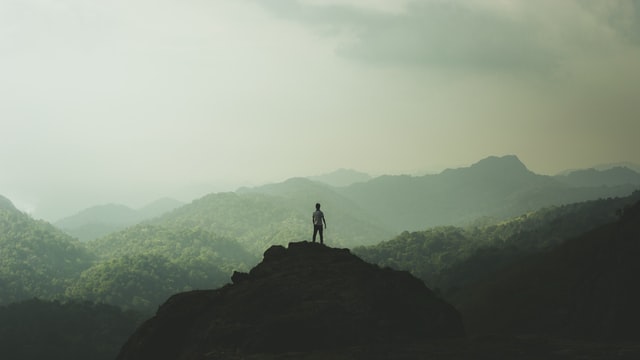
left=312, top=203, right=327, bottom=244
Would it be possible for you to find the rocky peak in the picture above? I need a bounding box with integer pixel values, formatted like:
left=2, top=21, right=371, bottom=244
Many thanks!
left=117, top=242, right=464, bottom=359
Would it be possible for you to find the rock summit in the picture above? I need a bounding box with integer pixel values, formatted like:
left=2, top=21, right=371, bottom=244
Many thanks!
left=117, top=242, right=464, bottom=359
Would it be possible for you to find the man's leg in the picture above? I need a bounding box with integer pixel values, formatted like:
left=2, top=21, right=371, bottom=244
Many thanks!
left=313, top=226, right=318, bottom=242
left=319, top=228, right=323, bottom=244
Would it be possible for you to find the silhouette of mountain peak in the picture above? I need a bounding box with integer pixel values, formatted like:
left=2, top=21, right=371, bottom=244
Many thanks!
left=439, top=155, right=534, bottom=183
left=117, top=242, right=464, bottom=359
left=470, top=155, right=530, bottom=174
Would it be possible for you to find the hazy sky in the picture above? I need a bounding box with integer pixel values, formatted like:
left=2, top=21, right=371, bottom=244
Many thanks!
left=2, top=0, right=639, bottom=220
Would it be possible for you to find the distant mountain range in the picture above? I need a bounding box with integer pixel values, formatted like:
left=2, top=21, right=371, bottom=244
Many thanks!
left=334, top=155, right=639, bottom=232
left=55, top=198, right=184, bottom=241
left=557, top=161, right=640, bottom=175
left=159, top=155, right=637, bottom=253
left=307, top=168, right=372, bottom=187
left=54, top=155, right=640, bottom=245
left=153, top=181, right=394, bottom=254
left=554, top=166, right=640, bottom=188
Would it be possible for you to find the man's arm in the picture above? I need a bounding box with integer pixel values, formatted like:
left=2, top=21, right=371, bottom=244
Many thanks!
left=323, top=215, right=327, bottom=228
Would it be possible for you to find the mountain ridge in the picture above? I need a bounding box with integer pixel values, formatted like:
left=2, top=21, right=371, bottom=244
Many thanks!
left=158, top=183, right=393, bottom=254
left=554, top=166, right=640, bottom=188
left=38, top=155, right=640, bottom=242
left=442, top=154, right=532, bottom=177
left=337, top=155, right=637, bottom=232
left=55, top=198, right=184, bottom=241
left=307, top=168, right=372, bottom=187
left=353, top=191, right=640, bottom=310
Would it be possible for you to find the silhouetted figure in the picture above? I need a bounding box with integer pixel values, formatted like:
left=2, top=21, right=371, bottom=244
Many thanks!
left=312, top=203, right=327, bottom=244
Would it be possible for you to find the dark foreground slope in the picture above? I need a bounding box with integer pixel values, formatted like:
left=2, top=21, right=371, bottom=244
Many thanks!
left=458, top=199, right=640, bottom=339
left=0, top=299, right=141, bottom=360
left=117, top=242, right=464, bottom=360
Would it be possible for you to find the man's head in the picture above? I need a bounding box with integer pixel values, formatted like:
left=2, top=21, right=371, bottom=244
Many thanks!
left=315, top=203, right=321, bottom=210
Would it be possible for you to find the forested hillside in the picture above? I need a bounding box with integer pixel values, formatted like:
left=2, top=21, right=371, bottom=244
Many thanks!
left=55, top=198, right=184, bottom=241
left=66, top=253, right=228, bottom=311
left=0, top=195, right=254, bottom=313
left=455, top=196, right=640, bottom=338
left=154, top=181, right=393, bottom=255
left=88, top=225, right=254, bottom=272
left=72, top=224, right=256, bottom=311
left=354, top=191, right=640, bottom=298
left=5, top=183, right=390, bottom=312
left=0, top=197, right=94, bottom=304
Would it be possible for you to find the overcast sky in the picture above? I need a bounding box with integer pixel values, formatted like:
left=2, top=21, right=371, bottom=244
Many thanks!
left=2, top=0, right=639, bottom=220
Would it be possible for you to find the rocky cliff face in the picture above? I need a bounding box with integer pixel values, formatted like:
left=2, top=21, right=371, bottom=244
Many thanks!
left=117, top=242, right=464, bottom=360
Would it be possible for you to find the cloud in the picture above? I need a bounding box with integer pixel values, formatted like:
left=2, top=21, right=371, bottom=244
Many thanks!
left=255, top=0, right=640, bottom=72
left=579, top=0, right=640, bottom=45
left=337, top=2, right=551, bottom=70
